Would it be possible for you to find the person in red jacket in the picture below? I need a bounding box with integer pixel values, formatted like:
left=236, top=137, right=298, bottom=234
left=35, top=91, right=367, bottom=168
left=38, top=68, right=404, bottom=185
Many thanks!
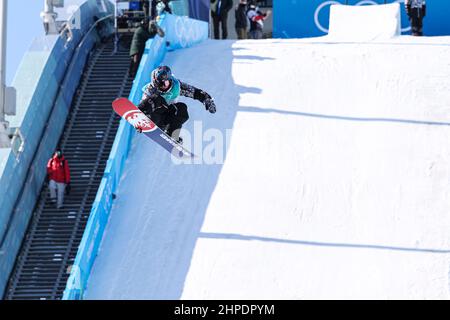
left=246, top=2, right=271, bottom=40
left=47, top=149, right=71, bottom=209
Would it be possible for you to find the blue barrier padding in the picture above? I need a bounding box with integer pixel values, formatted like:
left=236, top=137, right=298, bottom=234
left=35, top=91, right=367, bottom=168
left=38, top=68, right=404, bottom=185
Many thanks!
left=62, top=13, right=208, bottom=300
left=0, top=0, right=115, bottom=297
left=162, top=13, right=209, bottom=51
left=274, top=0, right=450, bottom=38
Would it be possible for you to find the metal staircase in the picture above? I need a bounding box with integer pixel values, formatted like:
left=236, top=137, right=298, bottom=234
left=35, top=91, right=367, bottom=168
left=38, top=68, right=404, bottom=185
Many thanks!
left=4, top=36, right=133, bottom=300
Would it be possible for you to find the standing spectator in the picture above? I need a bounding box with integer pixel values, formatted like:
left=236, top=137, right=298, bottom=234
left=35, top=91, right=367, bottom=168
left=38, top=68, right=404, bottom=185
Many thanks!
left=156, top=0, right=173, bottom=16
left=211, top=0, right=233, bottom=39
left=235, top=0, right=248, bottom=40
left=405, top=0, right=426, bottom=36
left=246, top=2, right=271, bottom=40
left=47, top=149, right=70, bottom=209
left=129, top=17, right=165, bottom=78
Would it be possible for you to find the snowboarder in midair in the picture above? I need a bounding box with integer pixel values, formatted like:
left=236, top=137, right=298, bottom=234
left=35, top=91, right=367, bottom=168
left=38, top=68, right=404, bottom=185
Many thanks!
left=136, top=65, right=216, bottom=142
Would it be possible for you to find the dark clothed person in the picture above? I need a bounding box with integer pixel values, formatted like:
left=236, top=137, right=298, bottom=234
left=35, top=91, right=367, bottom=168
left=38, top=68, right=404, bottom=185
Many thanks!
left=129, top=19, right=165, bottom=77
left=211, top=0, right=233, bottom=39
left=405, top=0, right=426, bottom=36
left=235, top=0, right=248, bottom=40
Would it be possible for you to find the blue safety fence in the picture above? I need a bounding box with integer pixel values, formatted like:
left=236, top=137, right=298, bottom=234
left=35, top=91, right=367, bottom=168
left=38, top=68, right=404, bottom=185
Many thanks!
left=274, top=0, right=450, bottom=38
left=62, top=13, right=208, bottom=300
left=0, top=0, right=114, bottom=297
left=163, top=13, right=210, bottom=51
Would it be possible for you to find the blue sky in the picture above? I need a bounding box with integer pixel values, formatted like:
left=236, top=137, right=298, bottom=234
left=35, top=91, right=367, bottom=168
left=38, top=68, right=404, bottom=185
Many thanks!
left=5, top=1, right=117, bottom=86
left=6, top=1, right=44, bottom=85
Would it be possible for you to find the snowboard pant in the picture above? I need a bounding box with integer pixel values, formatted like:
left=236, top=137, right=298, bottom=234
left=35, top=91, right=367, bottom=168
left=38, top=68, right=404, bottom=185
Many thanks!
left=151, top=102, right=189, bottom=140
left=249, top=29, right=263, bottom=40
left=129, top=50, right=144, bottom=78
left=212, top=13, right=229, bottom=39
left=235, top=27, right=247, bottom=40
left=408, top=9, right=424, bottom=36
left=49, top=180, right=66, bottom=209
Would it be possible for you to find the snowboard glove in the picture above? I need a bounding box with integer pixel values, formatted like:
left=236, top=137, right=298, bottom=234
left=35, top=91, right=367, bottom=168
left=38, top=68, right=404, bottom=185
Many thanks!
left=204, top=98, right=216, bottom=114
left=422, top=5, right=426, bottom=17
left=193, top=89, right=211, bottom=102
left=65, top=183, right=71, bottom=195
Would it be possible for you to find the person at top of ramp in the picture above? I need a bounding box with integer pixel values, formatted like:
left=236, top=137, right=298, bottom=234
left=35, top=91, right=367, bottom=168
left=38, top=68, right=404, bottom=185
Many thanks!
left=129, top=17, right=165, bottom=78
left=247, top=2, right=271, bottom=40
left=405, top=0, right=426, bottom=36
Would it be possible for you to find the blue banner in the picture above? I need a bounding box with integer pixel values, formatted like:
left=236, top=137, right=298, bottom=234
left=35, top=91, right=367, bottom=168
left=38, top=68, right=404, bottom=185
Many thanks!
left=274, top=0, right=450, bottom=38
left=162, top=13, right=209, bottom=51
left=188, top=0, right=210, bottom=22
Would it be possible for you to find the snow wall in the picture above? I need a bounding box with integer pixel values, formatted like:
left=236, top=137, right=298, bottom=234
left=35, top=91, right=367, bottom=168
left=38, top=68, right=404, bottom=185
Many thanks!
left=0, top=0, right=114, bottom=297
left=327, top=3, right=401, bottom=41
left=62, top=13, right=208, bottom=300
left=274, top=0, right=450, bottom=38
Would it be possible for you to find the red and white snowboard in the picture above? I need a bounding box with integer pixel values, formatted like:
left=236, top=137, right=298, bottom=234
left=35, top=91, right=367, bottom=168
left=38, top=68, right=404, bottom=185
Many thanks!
left=112, top=98, right=195, bottom=159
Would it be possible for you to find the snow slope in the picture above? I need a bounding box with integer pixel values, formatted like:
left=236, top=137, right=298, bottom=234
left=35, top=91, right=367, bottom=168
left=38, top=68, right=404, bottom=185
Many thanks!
left=85, top=37, right=450, bottom=299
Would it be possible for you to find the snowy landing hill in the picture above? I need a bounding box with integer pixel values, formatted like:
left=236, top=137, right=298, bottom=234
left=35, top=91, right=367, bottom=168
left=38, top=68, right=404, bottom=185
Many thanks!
left=84, top=36, right=450, bottom=299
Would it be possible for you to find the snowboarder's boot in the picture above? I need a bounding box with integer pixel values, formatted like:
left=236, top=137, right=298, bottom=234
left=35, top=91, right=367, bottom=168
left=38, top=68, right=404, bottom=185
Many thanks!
left=165, top=125, right=183, bottom=144
left=160, top=123, right=170, bottom=134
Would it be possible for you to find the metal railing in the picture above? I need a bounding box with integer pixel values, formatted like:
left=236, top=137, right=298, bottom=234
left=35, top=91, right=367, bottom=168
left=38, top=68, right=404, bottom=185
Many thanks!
left=0, top=14, right=114, bottom=252
left=4, top=37, right=133, bottom=300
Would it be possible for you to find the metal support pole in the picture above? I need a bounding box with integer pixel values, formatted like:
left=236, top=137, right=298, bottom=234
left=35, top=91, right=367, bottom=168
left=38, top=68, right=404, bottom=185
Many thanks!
left=113, top=0, right=119, bottom=54
left=0, top=0, right=10, bottom=147
left=41, top=0, right=58, bottom=34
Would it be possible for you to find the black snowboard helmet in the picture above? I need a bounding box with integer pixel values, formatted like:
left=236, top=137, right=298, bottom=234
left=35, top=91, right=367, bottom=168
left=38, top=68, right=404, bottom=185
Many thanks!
left=151, top=65, right=173, bottom=91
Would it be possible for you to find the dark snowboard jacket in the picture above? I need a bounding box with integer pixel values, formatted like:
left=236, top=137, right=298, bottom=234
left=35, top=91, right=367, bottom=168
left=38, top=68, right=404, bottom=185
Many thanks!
left=138, top=80, right=211, bottom=121
left=211, top=0, right=233, bottom=18
left=235, top=3, right=248, bottom=29
left=405, top=0, right=426, bottom=18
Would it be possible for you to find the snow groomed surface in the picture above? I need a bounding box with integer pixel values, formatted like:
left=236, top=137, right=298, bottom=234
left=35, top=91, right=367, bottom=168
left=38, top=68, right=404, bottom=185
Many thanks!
left=83, top=35, right=450, bottom=299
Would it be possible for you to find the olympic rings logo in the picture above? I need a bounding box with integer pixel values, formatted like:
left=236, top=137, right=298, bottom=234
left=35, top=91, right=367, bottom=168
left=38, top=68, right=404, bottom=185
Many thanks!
left=314, top=0, right=411, bottom=34
left=174, top=16, right=203, bottom=48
